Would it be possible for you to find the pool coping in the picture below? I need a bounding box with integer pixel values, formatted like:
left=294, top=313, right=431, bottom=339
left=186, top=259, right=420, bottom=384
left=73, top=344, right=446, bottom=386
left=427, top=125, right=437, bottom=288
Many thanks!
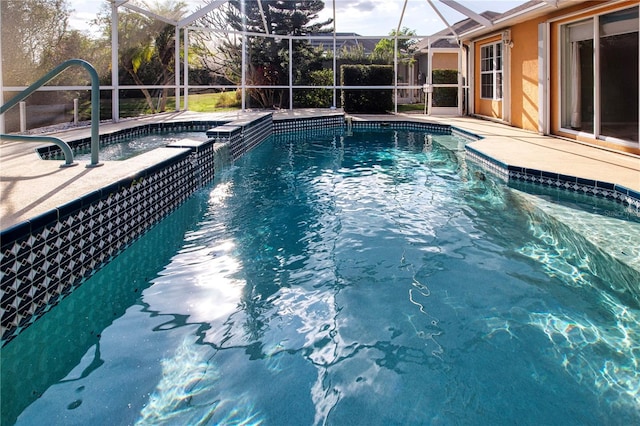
left=3, top=111, right=639, bottom=237
left=465, top=144, right=640, bottom=209
left=4, top=111, right=638, bottom=228
left=3, top=112, right=639, bottom=239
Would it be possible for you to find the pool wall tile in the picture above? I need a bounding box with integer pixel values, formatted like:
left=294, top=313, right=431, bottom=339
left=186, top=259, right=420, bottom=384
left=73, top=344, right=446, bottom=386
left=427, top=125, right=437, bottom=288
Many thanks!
left=0, top=152, right=195, bottom=345
left=1, top=114, right=283, bottom=346
left=273, top=114, right=344, bottom=134
left=465, top=146, right=509, bottom=181
left=466, top=145, right=640, bottom=212
left=349, top=120, right=452, bottom=134
left=217, top=113, right=273, bottom=161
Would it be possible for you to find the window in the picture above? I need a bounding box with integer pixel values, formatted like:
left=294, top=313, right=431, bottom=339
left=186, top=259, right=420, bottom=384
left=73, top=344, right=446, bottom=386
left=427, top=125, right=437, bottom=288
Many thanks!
left=480, top=42, right=502, bottom=100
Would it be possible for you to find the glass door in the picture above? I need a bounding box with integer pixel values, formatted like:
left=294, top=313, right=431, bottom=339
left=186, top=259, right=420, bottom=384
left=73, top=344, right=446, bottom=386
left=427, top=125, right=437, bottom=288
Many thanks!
left=561, top=19, right=594, bottom=134
left=560, top=6, right=639, bottom=145
left=599, top=7, right=639, bottom=142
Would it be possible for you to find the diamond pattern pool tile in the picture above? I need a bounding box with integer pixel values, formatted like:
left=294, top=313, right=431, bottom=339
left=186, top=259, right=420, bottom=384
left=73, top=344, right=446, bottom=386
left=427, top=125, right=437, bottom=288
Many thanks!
left=0, top=152, right=196, bottom=345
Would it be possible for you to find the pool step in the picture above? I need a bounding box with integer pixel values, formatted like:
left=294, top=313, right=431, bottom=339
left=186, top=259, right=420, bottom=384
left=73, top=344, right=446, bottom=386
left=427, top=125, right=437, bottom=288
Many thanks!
left=513, top=189, right=640, bottom=275
left=511, top=189, right=640, bottom=309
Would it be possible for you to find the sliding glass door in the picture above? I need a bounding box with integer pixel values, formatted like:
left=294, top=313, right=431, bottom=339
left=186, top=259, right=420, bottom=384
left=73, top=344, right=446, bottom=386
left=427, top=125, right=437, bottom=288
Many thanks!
left=561, top=6, right=639, bottom=144
left=562, top=20, right=594, bottom=134
left=599, top=8, right=639, bottom=142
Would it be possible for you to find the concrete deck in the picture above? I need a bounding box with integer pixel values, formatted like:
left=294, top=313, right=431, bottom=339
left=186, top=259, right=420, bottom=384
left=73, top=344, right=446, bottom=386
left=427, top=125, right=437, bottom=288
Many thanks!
left=0, top=111, right=262, bottom=230
left=1, top=111, right=639, bottom=231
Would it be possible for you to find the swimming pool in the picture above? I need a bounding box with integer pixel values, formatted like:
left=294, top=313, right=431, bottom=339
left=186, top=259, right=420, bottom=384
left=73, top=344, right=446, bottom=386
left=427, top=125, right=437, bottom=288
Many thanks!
left=48, top=131, right=208, bottom=162
left=3, top=129, right=640, bottom=425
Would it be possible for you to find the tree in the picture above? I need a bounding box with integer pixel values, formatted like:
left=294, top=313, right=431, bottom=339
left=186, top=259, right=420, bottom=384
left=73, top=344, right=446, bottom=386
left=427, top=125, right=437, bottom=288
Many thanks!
left=372, top=27, right=417, bottom=64
left=94, top=0, right=190, bottom=113
left=1, top=0, right=110, bottom=122
left=39, top=30, right=111, bottom=86
left=1, top=0, right=71, bottom=85
left=199, top=0, right=332, bottom=108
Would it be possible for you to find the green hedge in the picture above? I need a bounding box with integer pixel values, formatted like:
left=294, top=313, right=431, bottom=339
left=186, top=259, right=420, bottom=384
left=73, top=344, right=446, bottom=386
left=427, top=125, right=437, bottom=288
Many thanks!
left=294, top=69, right=334, bottom=108
left=340, top=65, right=393, bottom=113
left=432, top=87, right=458, bottom=107
left=432, top=69, right=458, bottom=84
left=431, top=69, right=458, bottom=107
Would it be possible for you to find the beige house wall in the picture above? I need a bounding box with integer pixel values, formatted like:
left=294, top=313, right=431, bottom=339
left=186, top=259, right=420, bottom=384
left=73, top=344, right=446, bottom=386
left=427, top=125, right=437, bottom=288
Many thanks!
left=467, top=0, right=639, bottom=154
left=432, top=53, right=458, bottom=70
left=509, top=19, right=542, bottom=132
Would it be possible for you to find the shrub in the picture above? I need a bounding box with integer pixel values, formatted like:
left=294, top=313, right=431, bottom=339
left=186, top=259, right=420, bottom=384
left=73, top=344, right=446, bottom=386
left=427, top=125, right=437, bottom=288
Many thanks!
left=216, top=90, right=241, bottom=108
left=432, top=87, right=458, bottom=107
left=431, top=69, right=458, bottom=84
left=294, top=69, right=334, bottom=108
left=340, top=65, right=393, bottom=113
left=431, top=69, right=458, bottom=107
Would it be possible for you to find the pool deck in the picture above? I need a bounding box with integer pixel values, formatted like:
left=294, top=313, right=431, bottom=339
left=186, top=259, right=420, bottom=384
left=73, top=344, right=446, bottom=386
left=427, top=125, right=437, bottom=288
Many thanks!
left=1, top=110, right=639, bottom=231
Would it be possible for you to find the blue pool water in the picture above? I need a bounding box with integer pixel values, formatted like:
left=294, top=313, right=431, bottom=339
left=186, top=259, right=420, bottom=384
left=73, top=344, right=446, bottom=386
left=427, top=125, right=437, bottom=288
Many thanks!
left=53, top=131, right=207, bottom=162
left=3, top=130, right=640, bottom=425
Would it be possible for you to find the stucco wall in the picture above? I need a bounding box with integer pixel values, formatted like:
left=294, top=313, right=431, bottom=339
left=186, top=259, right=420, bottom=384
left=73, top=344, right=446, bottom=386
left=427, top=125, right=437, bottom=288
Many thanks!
left=468, top=1, right=639, bottom=154
left=510, top=19, right=542, bottom=132
left=433, top=52, right=458, bottom=70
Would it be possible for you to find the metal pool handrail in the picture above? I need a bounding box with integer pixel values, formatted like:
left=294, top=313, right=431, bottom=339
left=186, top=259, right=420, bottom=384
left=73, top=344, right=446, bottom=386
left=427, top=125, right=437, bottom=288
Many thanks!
left=0, top=134, right=77, bottom=167
left=0, top=59, right=102, bottom=168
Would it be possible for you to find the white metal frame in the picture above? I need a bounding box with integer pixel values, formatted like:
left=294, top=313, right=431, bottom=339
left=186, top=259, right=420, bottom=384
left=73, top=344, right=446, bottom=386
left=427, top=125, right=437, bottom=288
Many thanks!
left=0, top=0, right=497, bottom=130
left=538, top=22, right=550, bottom=135
left=423, top=47, right=462, bottom=116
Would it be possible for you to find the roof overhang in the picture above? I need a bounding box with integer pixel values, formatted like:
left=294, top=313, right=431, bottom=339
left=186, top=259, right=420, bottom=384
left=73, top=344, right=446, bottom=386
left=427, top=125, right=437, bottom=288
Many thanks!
left=456, top=0, right=578, bottom=41
left=439, top=0, right=494, bottom=29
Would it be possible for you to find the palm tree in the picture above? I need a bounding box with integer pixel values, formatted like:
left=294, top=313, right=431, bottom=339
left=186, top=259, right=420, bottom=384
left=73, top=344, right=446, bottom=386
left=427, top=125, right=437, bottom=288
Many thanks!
left=99, top=0, right=188, bottom=113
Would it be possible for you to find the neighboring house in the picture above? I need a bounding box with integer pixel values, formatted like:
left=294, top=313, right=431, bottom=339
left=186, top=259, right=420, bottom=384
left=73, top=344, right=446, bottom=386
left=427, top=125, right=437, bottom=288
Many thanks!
left=307, top=32, right=380, bottom=55
left=414, top=11, right=500, bottom=77
left=413, top=11, right=502, bottom=113
left=454, top=0, right=639, bottom=154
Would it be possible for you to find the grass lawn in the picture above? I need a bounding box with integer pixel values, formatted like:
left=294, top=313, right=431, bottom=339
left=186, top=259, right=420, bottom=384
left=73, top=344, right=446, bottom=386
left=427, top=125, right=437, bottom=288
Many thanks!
left=184, top=91, right=241, bottom=112
left=397, top=103, right=426, bottom=113
left=92, top=91, right=241, bottom=119
left=86, top=92, right=424, bottom=119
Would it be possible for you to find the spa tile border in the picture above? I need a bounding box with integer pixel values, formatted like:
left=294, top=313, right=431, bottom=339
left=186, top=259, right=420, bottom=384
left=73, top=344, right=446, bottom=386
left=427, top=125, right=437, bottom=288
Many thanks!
left=37, top=120, right=231, bottom=160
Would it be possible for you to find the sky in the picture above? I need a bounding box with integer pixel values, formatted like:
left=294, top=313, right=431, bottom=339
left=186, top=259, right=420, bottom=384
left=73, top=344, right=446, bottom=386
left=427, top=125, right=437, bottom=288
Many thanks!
left=316, top=0, right=526, bottom=36
left=68, top=0, right=527, bottom=37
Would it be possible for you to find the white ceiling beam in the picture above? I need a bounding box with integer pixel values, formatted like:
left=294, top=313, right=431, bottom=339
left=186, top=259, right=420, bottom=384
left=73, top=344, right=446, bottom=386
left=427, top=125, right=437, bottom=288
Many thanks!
left=257, top=0, right=270, bottom=34
left=121, top=3, right=177, bottom=25
left=178, top=0, right=228, bottom=28
left=439, top=0, right=493, bottom=28
left=427, top=0, right=458, bottom=41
